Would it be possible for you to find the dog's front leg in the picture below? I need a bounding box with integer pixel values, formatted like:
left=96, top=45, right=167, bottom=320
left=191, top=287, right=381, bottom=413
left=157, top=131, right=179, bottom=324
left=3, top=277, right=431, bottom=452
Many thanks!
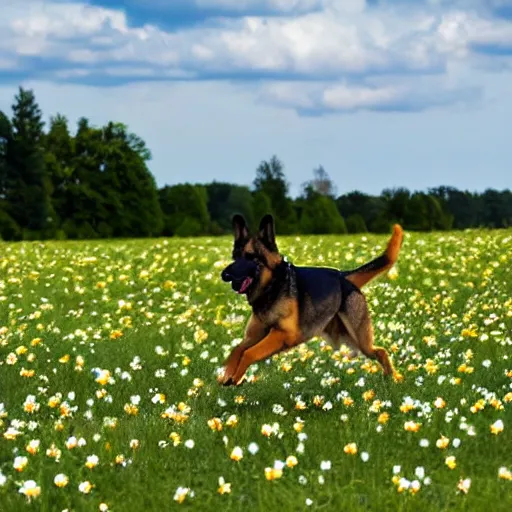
left=218, top=314, right=267, bottom=385
left=229, top=328, right=296, bottom=386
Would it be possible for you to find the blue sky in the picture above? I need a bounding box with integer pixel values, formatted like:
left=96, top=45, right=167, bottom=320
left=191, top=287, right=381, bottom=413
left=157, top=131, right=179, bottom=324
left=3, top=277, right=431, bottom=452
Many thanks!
left=0, top=0, right=511, bottom=197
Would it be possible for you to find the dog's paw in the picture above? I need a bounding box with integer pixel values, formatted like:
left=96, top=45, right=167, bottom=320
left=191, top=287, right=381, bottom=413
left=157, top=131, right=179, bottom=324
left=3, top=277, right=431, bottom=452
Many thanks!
left=217, top=367, right=237, bottom=386
left=219, top=375, right=245, bottom=387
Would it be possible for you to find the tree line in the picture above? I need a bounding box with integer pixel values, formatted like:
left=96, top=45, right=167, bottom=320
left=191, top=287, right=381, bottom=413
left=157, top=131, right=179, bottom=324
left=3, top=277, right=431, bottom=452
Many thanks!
left=1, top=87, right=510, bottom=241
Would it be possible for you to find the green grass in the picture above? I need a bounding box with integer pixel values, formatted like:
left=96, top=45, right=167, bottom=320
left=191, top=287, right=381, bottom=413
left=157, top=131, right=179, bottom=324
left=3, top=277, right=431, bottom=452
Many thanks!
left=1, top=229, right=511, bottom=512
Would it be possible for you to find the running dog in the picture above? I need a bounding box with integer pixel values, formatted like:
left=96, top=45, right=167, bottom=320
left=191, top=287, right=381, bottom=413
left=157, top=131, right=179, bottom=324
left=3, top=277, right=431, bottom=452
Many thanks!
left=219, top=214, right=403, bottom=386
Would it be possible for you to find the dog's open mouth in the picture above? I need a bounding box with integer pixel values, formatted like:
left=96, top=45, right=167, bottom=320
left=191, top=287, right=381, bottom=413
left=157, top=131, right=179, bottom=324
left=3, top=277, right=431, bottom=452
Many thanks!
left=238, top=277, right=253, bottom=294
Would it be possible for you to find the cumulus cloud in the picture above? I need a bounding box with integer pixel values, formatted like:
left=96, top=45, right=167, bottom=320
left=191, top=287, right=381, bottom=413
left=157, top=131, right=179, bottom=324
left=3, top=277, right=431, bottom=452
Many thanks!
left=441, top=11, right=512, bottom=50
left=0, top=0, right=511, bottom=114
left=0, top=2, right=451, bottom=73
left=257, top=79, right=481, bottom=114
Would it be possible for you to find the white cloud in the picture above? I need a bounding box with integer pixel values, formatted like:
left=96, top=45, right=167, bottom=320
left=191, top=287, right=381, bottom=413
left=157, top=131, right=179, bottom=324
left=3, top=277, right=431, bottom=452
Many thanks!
left=258, top=76, right=480, bottom=114
left=0, top=0, right=511, bottom=114
left=259, top=82, right=405, bottom=113
left=437, top=10, right=512, bottom=48
left=0, top=2, right=449, bottom=73
left=322, top=85, right=401, bottom=111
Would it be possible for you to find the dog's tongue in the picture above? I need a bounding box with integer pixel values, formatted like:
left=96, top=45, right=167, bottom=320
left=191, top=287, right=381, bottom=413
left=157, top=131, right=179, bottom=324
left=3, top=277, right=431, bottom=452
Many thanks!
left=238, top=277, right=253, bottom=294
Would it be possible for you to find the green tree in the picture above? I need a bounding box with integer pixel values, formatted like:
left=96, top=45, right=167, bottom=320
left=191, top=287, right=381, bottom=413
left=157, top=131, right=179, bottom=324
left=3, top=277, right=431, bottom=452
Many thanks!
left=159, top=184, right=210, bottom=236
left=381, top=187, right=411, bottom=226
left=387, top=191, right=453, bottom=232
left=429, top=186, right=482, bottom=229
left=226, top=186, right=255, bottom=229
left=0, top=110, right=11, bottom=196
left=205, top=182, right=255, bottom=233
left=100, top=122, right=163, bottom=237
left=252, top=190, right=273, bottom=227
left=64, top=117, right=104, bottom=238
left=59, top=119, right=162, bottom=239
left=336, top=191, right=386, bottom=232
left=404, top=192, right=429, bottom=230
left=253, top=155, right=288, bottom=209
left=346, top=214, right=368, bottom=233
left=44, top=114, right=75, bottom=236
left=5, top=87, right=51, bottom=238
left=205, top=182, right=234, bottom=232
left=423, top=193, right=453, bottom=231
left=0, top=110, right=21, bottom=240
left=481, top=189, right=512, bottom=228
left=0, top=111, right=11, bottom=200
left=253, top=155, right=297, bottom=233
left=299, top=187, right=347, bottom=234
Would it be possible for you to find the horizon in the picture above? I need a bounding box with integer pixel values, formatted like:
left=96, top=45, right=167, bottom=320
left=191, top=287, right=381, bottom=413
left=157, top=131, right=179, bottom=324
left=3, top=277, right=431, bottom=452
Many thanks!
left=1, top=1, right=511, bottom=197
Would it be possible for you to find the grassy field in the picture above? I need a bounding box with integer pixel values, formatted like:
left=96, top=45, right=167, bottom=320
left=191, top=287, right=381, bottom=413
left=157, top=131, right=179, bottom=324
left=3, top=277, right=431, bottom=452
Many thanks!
left=0, top=229, right=511, bottom=511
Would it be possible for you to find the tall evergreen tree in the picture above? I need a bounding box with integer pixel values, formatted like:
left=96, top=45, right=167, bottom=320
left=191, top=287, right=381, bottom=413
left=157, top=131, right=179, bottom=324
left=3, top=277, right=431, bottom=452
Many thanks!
left=0, top=110, right=21, bottom=240
left=5, top=87, right=51, bottom=237
left=0, top=110, right=11, bottom=200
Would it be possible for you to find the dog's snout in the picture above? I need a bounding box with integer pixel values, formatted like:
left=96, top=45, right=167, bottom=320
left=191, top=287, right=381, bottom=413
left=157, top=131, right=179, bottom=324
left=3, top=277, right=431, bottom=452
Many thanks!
left=221, top=268, right=233, bottom=282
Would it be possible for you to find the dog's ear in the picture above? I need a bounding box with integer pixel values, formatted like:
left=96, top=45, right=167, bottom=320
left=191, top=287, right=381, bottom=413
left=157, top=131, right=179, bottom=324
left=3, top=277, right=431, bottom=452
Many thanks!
left=232, top=214, right=248, bottom=241
left=258, top=214, right=277, bottom=251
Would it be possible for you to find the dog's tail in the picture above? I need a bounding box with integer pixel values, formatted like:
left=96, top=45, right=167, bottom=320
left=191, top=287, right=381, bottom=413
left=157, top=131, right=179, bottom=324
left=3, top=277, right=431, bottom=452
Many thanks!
left=342, top=224, right=404, bottom=289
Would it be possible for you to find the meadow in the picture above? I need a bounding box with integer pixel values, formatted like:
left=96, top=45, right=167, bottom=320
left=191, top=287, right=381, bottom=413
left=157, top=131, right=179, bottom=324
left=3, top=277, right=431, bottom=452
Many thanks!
left=0, top=229, right=511, bottom=512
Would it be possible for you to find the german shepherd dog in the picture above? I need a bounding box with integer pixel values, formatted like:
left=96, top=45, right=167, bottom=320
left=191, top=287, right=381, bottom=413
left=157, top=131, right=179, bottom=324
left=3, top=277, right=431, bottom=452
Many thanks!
left=219, top=214, right=404, bottom=386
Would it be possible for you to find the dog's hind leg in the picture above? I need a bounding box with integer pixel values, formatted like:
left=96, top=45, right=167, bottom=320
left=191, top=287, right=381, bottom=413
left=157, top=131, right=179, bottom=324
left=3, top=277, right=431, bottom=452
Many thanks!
left=338, top=291, right=395, bottom=377
left=322, top=316, right=359, bottom=359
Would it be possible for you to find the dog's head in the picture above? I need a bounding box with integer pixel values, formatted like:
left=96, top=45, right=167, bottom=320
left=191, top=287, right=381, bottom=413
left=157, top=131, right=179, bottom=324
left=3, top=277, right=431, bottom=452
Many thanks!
left=221, top=214, right=282, bottom=299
